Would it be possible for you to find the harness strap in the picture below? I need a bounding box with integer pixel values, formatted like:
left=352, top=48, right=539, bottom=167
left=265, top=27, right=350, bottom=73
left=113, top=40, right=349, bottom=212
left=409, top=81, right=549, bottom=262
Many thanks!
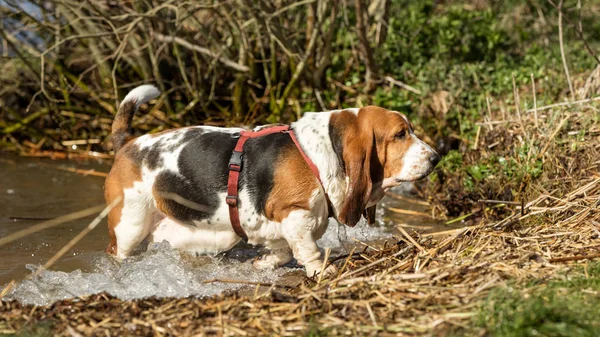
left=226, top=125, right=330, bottom=238
left=288, top=129, right=335, bottom=217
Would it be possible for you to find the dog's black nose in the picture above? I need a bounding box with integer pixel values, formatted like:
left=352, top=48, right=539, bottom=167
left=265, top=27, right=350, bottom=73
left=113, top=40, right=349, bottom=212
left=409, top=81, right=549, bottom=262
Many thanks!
left=429, top=153, right=441, bottom=167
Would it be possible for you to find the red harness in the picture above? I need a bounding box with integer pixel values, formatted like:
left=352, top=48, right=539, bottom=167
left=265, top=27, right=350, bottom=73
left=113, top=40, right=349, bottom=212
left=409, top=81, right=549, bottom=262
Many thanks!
left=226, top=125, right=330, bottom=238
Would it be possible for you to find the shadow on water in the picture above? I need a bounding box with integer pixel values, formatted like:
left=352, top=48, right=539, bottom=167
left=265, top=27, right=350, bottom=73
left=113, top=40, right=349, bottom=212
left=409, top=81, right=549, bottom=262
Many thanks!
left=0, top=154, right=458, bottom=305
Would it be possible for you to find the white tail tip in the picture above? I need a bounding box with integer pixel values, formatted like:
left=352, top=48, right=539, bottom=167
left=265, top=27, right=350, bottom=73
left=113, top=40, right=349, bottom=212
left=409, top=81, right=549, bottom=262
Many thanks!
left=121, top=84, right=160, bottom=108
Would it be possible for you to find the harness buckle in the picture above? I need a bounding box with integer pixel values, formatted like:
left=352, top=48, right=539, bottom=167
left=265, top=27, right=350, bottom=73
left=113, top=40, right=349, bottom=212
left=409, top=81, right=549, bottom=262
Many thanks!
left=226, top=195, right=238, bottom=206
left=229, top=150, right=243, bottom=170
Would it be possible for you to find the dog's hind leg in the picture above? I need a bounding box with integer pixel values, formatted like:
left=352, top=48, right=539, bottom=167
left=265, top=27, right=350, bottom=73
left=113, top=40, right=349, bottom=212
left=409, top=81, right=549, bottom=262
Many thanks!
left=112, top=187, right=157, bottom=259
left=105, top=166, right=125, bottom=256
left=104, top=154, right=153, bottom=258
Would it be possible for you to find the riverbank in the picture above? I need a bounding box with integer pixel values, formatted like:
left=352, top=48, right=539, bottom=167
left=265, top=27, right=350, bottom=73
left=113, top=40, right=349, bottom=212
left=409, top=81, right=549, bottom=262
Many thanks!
left=2, top=99, right=599, bottom=335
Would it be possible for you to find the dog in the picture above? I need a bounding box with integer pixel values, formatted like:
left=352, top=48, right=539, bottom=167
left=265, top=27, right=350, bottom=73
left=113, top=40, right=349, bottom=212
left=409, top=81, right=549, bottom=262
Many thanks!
left=104, top=85, right=440, bottom=277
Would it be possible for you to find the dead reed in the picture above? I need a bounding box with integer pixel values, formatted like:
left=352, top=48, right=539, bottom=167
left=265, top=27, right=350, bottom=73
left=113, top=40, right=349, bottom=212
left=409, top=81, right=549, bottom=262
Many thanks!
left=1, top=98, right=599, bottom=336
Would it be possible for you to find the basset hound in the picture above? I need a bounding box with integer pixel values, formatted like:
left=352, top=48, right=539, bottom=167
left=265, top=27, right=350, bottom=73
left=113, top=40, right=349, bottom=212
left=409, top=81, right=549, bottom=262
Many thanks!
left=104, top=85, right=440, bottom=277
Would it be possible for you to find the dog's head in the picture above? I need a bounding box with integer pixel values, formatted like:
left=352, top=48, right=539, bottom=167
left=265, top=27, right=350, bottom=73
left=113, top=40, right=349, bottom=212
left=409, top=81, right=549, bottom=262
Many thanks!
left=330, top=106, right=440, bottom=227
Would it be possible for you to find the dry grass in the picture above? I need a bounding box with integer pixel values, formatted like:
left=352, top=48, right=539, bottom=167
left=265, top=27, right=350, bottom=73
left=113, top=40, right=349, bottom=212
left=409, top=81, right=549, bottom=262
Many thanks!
left=1, top=100, right=600, bottom=336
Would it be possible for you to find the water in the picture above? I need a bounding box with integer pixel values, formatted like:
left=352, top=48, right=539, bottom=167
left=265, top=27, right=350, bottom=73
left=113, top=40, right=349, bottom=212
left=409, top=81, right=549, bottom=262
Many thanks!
left=0, top=155, right=448, bottom=305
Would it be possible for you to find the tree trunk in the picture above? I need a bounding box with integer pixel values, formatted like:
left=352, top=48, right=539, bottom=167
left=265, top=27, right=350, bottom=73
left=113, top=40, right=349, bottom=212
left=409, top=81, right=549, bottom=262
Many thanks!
left=354, top=0, right=378, bottom=92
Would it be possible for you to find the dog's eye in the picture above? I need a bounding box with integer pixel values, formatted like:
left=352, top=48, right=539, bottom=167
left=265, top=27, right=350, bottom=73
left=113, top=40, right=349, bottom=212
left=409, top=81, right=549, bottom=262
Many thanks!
left=395, top=130, right=407, bottom=139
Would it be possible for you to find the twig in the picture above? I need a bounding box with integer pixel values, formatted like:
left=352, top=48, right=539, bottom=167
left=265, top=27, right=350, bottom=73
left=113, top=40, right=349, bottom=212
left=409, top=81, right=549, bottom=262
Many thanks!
left=557, top=0, right=575, bottom=101
left=473, top=125, right=481, bottom=150
left=154, top=33, right=250, bottom=73
left=61, top=139, right=101, bottom=146
left=531, top=73, right=539, bottom=128
left=537, top=114, right=570, bottom=159
left=335, top=245, right=413, bottom=281
left=386, top=192, right=430, bottom=206
left=397, top=226, right=425, bottom=253
left=384, top=76, right=422, bottom=95
left=317, top=248, right=332, bottom=285
left=512, top=74, right=523, bottom=124
left=268, top=0, right=317, bottom=18
left=0, top=280, right=16, bottom=299
left=485, top=96, right=494, bottom=130
left=479, top=199, right=522, bottom=206
left=425, top=227, right=470, bottom=237
left=549, top=253, right=600, bottom=263
left=524, top=96, right=600, bottom=113
left=0, top=204, right=107, bottom=247
left=40, top=197, right=122, bottom=271
left=387, top=207, right=431, bottom=218
left=314, top=89, right=326, bottom=111
left=275, top=0, right=321, bottom=113
left=203, top=279, right=294, bottom=289
left=52, top=166, right=108, bottom=178
left=547, top=0, right=600, bottom=65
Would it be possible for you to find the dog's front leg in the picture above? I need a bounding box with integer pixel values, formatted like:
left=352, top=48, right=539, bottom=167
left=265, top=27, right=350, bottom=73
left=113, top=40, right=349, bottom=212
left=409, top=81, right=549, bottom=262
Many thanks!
left=281, top=210, right=338, bottom=277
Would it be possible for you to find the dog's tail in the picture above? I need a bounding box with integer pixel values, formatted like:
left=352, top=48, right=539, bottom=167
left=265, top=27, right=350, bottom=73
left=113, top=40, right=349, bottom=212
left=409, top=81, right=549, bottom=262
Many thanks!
left=112, top=85, right=160, bottom=152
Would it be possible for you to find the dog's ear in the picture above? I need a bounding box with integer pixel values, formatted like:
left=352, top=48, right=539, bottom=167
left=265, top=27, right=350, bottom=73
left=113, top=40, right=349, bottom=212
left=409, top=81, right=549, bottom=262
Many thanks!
left=363, top=205, right=377, bottom=225
left=333, top=112, right=374, bottom=227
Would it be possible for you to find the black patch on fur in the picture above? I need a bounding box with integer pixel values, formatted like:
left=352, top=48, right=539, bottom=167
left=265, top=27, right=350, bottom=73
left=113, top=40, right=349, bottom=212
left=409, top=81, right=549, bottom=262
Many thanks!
left=242, top=133, right=292, bottom=215
left=154, top=170, right=214, bottom=224
left=143, top=146, right=163, bottom=170
left=158, top=130, right=235, bottom=224
left=149, top=128, right=292, bottom=225
left=123, top=129, right=207, bottom=170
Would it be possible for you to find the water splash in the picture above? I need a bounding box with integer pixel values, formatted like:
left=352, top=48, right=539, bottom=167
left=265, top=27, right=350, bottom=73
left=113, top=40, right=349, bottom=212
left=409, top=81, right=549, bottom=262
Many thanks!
left=4, top=219, right=393, bottom=306
left=318, top=216, right=392, bottom=253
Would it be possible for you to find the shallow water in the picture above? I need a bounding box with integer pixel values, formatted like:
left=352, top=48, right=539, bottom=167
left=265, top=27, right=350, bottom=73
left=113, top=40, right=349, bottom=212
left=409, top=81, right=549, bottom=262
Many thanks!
left=0, top=155, right=450, bottom=305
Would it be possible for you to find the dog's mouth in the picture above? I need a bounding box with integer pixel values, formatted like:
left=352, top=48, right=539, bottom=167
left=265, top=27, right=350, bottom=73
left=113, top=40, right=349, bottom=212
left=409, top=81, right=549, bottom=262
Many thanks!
left=392, top=175, right=423, bottom=184
left=393, top=165, right=437, bottom=184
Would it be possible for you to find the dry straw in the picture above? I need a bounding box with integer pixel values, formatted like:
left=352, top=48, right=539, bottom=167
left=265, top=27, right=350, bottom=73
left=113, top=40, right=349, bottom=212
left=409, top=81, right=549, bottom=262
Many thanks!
left=1, top=97, right=600, bottom=336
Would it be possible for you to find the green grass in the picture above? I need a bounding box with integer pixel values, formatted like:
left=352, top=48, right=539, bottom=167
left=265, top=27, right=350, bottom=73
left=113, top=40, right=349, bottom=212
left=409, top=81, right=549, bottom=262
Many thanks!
left=0, top=321, right=54, bottom=337
left=475, top=262, right=600, bottom=337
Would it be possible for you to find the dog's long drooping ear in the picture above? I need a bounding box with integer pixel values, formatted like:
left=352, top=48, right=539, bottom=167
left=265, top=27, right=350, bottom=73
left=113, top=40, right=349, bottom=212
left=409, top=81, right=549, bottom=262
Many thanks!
left=330, top=110, right=373, bottom=227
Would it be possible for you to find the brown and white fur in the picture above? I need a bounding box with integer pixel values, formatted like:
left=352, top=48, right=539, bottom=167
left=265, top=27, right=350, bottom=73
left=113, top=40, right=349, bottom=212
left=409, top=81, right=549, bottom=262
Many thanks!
left=104, top=85, right=440, bottom=277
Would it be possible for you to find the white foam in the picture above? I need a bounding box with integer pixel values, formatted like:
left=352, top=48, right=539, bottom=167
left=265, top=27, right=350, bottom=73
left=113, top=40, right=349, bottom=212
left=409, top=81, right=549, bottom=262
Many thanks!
left=4, top=216, right=394, bottom=306
left=4, top=242, right=288, bottom=306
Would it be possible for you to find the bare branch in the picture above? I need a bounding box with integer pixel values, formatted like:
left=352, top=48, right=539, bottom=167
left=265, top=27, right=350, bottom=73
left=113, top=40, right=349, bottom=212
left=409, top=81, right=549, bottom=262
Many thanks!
left=154, top=33, right=250, bottom=73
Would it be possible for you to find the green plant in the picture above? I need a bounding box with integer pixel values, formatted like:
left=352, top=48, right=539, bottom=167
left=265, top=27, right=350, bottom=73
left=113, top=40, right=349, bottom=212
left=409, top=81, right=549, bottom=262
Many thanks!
left=476, top=263, right=600, bottom=337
